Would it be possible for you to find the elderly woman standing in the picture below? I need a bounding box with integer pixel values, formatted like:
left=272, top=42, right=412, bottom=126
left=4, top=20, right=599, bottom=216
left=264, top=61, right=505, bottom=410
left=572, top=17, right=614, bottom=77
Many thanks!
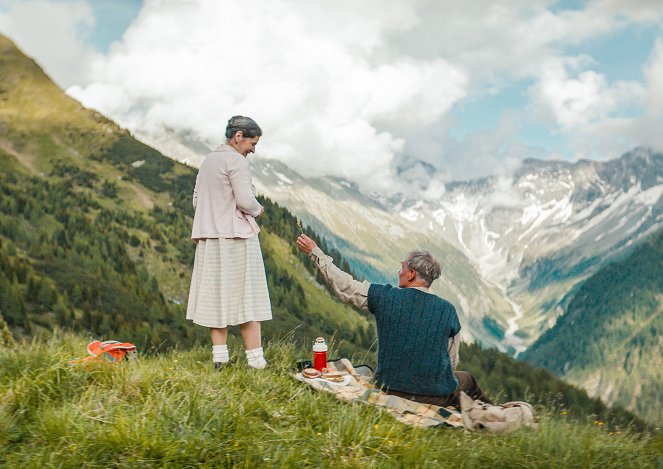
left=187, top=116, right=272, bottom=369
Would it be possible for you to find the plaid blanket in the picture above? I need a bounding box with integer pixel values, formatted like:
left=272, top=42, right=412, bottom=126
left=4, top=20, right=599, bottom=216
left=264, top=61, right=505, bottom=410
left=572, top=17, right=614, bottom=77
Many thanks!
left=294, top=358, right=464, bottom=429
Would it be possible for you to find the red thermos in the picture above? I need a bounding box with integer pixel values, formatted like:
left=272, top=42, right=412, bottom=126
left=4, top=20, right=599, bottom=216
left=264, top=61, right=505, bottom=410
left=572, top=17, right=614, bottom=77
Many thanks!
left=313, top=337, right=328, bottom=371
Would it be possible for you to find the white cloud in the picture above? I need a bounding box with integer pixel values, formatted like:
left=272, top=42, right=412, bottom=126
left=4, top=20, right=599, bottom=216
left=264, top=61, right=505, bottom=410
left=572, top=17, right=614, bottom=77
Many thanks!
left=380, top=0, right=652, bottom=82
left=384, top=0, right=662, bottom=178
left=524, top=36, right=663, bottom=160
left=0, top=0, right=97, bottom=88
left=530, top=58, right=644, bottom=131
left=440, top=114, right=535, bottom=182
left=2, top=0, right=662, bottom=190
left=643, top=37, right=663, bottom=116
left=561, top=38, right=663, bottom=157
left=67, top=0, right=468, bottom=191
left=562, top=115, right=663, bottom=161
left=533, top=61, right=611, bottom=130
left=384, top=1, right=563, bottom=80
left=587, top=0, right=663, bottom=24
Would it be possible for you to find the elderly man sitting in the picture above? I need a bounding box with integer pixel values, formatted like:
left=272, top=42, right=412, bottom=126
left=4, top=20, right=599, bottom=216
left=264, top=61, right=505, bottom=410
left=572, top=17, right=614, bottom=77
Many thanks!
left=296, top=234, right=491, bottom=408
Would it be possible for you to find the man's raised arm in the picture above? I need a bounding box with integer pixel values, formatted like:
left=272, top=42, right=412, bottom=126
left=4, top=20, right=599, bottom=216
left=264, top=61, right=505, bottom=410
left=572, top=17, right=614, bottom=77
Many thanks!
left=295, top=234, right=370, bottom=311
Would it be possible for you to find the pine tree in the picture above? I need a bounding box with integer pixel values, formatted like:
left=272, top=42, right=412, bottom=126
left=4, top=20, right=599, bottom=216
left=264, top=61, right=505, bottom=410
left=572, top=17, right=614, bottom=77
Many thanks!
left=0, top=314, right=16, bottom=347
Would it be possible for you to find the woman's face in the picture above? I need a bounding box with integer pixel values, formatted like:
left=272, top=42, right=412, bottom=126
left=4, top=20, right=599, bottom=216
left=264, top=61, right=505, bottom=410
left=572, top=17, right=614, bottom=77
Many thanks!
left=232, top=132, right=260, bottom=157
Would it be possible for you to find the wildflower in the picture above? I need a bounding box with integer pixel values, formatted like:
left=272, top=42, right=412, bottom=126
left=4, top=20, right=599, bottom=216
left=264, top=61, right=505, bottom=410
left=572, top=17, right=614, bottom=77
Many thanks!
left=374, top=424, right=379, bottom=429
left=317, top=432, right=322, bottom=436
left=174, top=359, right=178, bottom=363
left=561, top=410, right=567, bottom=415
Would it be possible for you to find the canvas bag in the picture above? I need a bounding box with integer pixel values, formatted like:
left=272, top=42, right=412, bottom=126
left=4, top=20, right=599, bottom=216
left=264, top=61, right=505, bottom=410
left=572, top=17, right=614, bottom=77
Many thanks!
left=459, top=391, right=537, bottom=434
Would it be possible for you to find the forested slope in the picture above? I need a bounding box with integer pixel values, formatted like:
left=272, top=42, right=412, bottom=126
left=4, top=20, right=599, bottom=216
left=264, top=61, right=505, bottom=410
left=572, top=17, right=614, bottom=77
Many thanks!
left=522, top=227, right=663, bottom=424
left=0, top=33, right=373, bottom=355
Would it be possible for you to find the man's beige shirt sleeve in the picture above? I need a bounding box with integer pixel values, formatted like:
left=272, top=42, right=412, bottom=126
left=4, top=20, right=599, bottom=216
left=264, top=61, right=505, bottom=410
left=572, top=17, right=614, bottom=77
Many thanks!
left=448, top=334, right=459, bottom=370
left=308, top=246, right=370, bottom=311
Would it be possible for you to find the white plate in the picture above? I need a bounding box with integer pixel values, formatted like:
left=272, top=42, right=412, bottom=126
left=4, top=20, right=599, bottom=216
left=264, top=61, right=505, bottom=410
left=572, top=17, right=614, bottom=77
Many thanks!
left=296, top=372, right=352, bottom=386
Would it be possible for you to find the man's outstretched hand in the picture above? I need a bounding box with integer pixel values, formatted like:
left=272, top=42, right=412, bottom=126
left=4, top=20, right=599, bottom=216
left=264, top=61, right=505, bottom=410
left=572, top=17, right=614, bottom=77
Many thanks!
left=296, top=234, right=317, bottom=254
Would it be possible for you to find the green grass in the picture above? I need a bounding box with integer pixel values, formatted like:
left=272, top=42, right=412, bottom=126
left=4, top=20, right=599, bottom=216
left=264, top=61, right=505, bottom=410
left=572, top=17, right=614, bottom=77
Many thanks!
left=1, top=333, right=660, bottom=468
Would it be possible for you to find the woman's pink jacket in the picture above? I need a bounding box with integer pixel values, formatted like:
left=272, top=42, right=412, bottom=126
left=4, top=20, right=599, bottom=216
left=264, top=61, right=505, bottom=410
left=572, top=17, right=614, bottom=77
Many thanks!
left=191, top=144, right=263, bottom=240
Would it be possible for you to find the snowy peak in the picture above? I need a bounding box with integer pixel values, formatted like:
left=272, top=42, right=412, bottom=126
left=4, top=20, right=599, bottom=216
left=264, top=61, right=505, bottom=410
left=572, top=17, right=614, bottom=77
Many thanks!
left=392, top=148, right=663, bottom=285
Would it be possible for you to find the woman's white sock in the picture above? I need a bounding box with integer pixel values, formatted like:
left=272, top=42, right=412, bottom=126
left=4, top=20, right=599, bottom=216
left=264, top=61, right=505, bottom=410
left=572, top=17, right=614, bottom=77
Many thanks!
left=212, top=344, right=230, bottom=363
left=245, top=347, right=267, bottom=369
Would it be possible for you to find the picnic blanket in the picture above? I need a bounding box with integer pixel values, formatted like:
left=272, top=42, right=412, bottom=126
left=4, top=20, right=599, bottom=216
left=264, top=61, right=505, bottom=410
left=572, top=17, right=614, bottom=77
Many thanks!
left=294, top=358, right=464, bottom=429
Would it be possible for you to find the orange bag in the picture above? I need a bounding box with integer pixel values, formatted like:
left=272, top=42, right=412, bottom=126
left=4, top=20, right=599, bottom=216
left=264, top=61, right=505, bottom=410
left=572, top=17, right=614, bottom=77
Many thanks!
left=70, top=340, right=137, bottom=365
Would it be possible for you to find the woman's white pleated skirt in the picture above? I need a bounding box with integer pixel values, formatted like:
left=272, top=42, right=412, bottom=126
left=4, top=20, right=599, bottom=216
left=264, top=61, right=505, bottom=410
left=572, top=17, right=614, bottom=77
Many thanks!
left=186, top=236, right=272, bottom=328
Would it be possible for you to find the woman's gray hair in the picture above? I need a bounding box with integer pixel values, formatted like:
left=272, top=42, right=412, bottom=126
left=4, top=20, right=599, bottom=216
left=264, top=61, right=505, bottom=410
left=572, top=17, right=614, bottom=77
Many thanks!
left=405, top=250, right=442, bottom=287
left=225, top=115, right=262, bottom=139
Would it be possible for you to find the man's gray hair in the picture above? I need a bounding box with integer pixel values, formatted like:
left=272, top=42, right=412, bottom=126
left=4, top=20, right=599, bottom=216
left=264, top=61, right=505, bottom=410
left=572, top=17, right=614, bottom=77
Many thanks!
left=225, top=115, right=262, bottom=139
left=405, top=250, right=442, bottom=287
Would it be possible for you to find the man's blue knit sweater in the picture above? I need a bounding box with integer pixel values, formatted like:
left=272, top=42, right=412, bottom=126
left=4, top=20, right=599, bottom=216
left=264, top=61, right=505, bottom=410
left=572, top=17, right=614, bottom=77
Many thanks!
left=367, top=283, right=461, bottom=396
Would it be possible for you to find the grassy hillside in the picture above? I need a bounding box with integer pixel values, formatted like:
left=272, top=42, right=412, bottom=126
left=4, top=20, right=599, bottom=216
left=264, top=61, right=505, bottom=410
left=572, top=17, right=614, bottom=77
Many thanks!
left=1, top=333, right=661, bottom=468
left=0, top=33, right=373, bottom=356
left=522, top=227, right=663, bottom=425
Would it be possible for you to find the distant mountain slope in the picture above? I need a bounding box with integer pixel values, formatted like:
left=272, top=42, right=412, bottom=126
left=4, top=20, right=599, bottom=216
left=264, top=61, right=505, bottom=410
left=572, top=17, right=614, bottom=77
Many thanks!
left=147, top=120, right=663, bottom=356
left=250, top=150, right=663, bottom=350
left=250, top=159, right=516, bottom=350
left=0, top=33, right=373, bottom=355
left=521, top=227, right=663, bottom=424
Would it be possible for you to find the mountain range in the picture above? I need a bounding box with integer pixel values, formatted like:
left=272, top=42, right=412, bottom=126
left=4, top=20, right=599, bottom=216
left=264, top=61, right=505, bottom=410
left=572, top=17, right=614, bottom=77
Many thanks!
left=260, top=149, right=663, bottom=350
left=149, top=128, right=663, bottom=354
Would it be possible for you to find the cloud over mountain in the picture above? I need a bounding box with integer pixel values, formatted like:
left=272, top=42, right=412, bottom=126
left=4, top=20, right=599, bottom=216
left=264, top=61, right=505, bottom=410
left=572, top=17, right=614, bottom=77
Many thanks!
left=3, top=0, right=662, bottom=191
left=65, top=0, right=467, bottom=191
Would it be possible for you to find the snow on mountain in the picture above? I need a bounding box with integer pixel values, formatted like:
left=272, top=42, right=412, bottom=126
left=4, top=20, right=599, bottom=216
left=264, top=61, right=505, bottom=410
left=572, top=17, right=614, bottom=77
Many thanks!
left=372, top=149, right=663, bottom=348
left=415, top=150, right=662, bottom=287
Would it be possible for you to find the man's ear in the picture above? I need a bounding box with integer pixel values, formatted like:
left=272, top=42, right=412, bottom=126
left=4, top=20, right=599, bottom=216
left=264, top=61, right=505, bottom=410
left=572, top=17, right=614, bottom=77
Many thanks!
left=408, top=269, right=417, bottom=282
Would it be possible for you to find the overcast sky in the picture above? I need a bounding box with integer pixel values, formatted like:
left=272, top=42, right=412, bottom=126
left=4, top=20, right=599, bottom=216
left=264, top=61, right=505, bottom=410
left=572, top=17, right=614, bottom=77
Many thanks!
left=1, top=0, right=663, bottom=193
